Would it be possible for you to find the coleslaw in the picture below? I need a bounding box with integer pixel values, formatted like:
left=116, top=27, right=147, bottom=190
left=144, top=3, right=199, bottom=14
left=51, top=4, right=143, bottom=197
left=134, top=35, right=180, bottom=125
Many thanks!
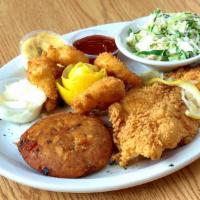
left=126, top=9, right=200, bottom=61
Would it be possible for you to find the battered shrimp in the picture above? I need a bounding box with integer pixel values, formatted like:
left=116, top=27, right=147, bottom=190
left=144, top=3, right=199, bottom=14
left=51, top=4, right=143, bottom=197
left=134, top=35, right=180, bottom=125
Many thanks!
left=27, top=45, right=89, bottom=112
left=72, top=76, right=125, bottom=114
left=43, top=45, right=89, bottom=66
left=94, top=52, right=142, bottom=86
left=27, top=56, right=58, bottom=111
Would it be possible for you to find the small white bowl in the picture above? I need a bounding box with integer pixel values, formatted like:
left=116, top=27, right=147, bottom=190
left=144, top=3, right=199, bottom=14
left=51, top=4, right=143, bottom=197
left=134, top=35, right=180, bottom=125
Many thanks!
left=115, top=16, right=200, bottom=72
left=0, top=77, right=46, bottom=124
left=68, top=29, right=118, bottom=61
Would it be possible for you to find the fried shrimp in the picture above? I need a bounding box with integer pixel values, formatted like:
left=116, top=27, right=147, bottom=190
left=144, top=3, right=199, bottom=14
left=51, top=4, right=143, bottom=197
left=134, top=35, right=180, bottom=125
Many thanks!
left=27, top=56, right=58, bottom=111
left=43, top=45, right=89, bottom=66
left=72, top=76, right=125, bottom=114
left=94, top=52, right=142, bottom=86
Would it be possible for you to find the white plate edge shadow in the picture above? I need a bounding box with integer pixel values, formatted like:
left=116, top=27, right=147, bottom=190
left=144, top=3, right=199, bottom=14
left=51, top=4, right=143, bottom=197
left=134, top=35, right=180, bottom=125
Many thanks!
left=0, top=20, right=200, bottom=193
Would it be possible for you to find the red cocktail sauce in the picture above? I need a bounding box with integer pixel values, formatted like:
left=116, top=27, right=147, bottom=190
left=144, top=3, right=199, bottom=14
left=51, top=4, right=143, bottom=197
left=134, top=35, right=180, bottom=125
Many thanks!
left=73, top=35, right=118, bottom=63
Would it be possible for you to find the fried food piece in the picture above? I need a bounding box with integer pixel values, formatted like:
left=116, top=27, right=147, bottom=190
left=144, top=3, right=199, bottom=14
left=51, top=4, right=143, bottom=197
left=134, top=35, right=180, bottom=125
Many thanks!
left=94, top=52, right=142, bottom=86
left=167, top=65, right=200, bottom=89
left=44, top=45, right=89, bottom=66
left=27, top=56, right=59, bottom=111
left=18, top=112, right=113, bottom=178
left=43, top=99, right=57, bottom=112
left=72, top=76, right=125, bottom=114
left=109, top=84, right=199, bottom=166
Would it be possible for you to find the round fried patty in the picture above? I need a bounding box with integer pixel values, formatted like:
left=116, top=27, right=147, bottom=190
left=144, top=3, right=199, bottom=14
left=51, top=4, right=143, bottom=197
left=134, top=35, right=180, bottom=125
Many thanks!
left=18, top=112, right=113, bottom=178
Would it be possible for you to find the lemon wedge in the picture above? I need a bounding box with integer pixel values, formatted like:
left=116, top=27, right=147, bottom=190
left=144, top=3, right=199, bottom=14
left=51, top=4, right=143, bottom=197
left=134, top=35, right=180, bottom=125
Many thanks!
left=68, top=62, right=99, bottom=79
left=56, top=62, right=107, bottom=105
left=62, top=62, right=106, bottom=92
left=56, top=79, right=76, bottom=105
left=148, top=77, right=200, bottom=120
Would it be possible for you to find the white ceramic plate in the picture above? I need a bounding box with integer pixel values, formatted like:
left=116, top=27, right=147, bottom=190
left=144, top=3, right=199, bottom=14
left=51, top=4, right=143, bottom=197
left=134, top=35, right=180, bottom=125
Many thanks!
left=0, top=21, right=200, bottom=193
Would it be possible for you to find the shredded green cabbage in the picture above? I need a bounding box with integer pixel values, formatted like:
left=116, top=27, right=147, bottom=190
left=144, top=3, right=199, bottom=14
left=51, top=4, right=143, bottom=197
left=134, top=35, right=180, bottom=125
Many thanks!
left=126, top=9, right=200, bottom=61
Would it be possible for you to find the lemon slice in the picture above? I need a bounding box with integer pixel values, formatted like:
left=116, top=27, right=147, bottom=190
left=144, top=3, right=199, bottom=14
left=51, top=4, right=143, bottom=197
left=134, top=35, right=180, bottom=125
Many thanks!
left=56, top=62, right=107, bottom=105
left=62, top=62, right=106, bottom=91
left=20, top=31, right=65, bottom=60
left=148, top=77, right=200, bottom=119
left=56, top=79, right=75, bottom=105
left=62, top=71, right=106, bottom=92
left=68, top=62, right=98, bottom=79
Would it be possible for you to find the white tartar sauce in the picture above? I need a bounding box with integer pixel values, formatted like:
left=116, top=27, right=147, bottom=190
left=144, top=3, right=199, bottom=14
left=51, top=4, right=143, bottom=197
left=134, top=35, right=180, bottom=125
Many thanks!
left=0, top=78, right=46, bottom=123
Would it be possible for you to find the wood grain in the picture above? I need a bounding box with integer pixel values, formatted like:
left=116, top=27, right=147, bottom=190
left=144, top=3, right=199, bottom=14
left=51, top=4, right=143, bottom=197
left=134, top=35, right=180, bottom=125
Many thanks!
left=1, top=0, right=200, bottom=199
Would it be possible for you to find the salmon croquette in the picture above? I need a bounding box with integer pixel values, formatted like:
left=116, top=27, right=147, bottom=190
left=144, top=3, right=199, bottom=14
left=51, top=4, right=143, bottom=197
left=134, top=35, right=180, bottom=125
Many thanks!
left=17, top=112, right=113, bottom=178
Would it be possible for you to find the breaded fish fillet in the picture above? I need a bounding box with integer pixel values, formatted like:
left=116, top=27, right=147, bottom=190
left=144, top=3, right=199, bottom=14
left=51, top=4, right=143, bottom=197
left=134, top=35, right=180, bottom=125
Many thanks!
left=109, top=84, right=199, bottom=166
left=94, top=52, right=142, bottom=86
left=168, top=65, right=200, bottom=89
left=72, top=76, right=125, bottom=114
left=44, top=45, right=89, bottom=66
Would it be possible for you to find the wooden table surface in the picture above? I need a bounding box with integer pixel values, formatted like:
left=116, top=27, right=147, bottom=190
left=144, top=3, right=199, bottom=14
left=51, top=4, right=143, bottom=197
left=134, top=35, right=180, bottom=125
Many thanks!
left=1, top=0, right=200, bottom=199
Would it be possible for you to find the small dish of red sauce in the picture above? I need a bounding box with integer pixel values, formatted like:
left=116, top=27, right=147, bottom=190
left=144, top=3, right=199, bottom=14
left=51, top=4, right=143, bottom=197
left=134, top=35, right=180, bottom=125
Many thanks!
left=69, top=29, right=118, bottom=63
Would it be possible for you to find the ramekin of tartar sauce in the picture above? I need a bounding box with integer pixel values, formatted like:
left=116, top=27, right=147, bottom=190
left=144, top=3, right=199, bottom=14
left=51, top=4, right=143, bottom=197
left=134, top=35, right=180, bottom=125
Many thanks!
left=0, top=78, right=46, bottom=123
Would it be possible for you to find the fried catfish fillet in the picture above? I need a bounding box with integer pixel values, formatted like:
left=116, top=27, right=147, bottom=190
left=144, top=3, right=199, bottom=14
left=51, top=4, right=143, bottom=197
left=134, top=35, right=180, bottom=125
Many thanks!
left=94, top=52, right=142, bottom=86
left=168, top=65, right=200, bottom=89
left=109, top=84, right=199, bottom=166
left=72, top=76, right=125, bottom=114
left=43, top=45, right=89, bottom=66
left=27, top=56, right=59, bottom=111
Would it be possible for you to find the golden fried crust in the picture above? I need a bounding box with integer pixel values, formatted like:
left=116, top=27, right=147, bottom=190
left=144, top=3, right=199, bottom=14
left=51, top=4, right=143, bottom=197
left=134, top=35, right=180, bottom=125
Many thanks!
left=44, top=99, right=58, bottom=112
left=109, top=84, right=199, bottom=166
left=72, top=77, right=125, bottom=114
left=18, top=112, right=113, bottom=178
left=44, top=45, right=89, bottom=66
left=27, top=56, right=58, bottom=111
left=167, top=65, right=200, bottom=90
left=94, top=52, right=142, bottom=86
